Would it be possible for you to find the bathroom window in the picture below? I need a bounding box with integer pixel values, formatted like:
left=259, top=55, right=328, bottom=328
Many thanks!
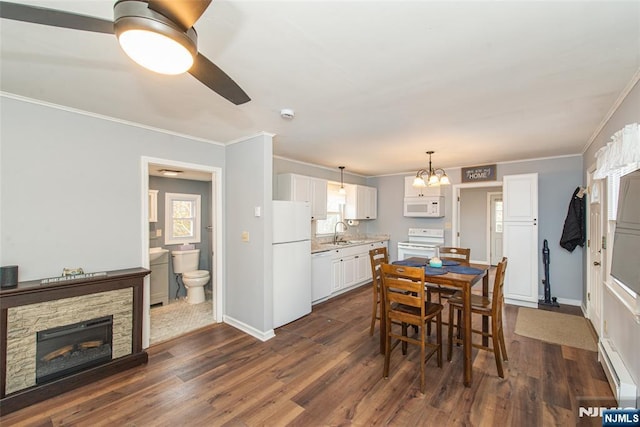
left=165, top=193, right=201, bottom=245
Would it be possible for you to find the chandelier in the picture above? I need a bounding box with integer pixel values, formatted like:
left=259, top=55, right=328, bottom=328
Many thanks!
left=412, top=151, right=450, bottom=187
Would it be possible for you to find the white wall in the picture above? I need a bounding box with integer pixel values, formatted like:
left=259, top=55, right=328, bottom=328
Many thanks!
left=225, top=134, right=274, bottom=336
left=583, top=79, right=640, bottom=404
left=0, top=96, right=225, bottom=281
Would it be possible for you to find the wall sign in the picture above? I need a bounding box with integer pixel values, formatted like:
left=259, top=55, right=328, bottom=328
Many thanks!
left=461, top=164, right=497, bottom=183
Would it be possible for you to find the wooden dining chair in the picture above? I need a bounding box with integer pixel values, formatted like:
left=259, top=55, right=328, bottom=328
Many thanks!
left=427, top=247, right=471, bottom=303
left=447, top=257, right=508, bottom=378
left=380, top=263, right=443, bottom=394
left=368, top=247, right=388, bottom=336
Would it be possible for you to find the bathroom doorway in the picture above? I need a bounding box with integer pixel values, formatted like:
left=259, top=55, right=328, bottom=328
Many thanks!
left=141, top=157, right=223, bottom=348
left=451, top=181, right=503, bottom=265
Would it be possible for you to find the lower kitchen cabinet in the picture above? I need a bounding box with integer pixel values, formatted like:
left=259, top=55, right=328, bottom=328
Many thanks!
left=313, top=240, right=387, bottom=304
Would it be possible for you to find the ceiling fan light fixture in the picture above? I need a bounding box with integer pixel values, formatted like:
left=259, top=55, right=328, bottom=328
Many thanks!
left=114, top=1, right=198, bottom=75
left=118, top=29, right=194, bottom=74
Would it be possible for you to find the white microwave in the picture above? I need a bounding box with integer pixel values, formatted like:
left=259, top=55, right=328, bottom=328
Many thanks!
left=404, top=196, right=444, bottom=217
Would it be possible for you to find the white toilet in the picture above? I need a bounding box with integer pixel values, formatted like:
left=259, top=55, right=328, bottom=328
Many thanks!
left=171, top=249, right=209, bottom=304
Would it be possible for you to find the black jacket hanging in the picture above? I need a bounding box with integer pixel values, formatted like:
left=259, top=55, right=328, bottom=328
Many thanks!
left=560, top=187, right=586, bottom=252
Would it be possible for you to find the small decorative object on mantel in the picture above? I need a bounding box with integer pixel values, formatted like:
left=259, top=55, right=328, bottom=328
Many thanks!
left=1, top=265, right=19, bottom=288
left=62, top=267, right=84, bottom=276
left=41, top=271, right=107, bottom=285
left=461, top=164, right=497, bottom=183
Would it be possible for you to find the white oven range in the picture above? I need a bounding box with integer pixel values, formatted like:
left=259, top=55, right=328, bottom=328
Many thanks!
left=397, top=228, right=444, bottom=260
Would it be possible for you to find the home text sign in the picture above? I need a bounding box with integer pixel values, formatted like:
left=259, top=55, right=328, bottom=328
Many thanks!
left=461, top=164, right=497, bottom=183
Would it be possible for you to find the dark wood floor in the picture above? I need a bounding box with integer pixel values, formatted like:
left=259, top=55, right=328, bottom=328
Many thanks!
left=1, top=284, right=614, bottom=426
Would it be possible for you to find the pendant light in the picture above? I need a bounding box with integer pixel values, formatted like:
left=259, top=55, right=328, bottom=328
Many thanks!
left=338, top=166, right=346, bottom=194
left=412, top=151, right=450, bottom=188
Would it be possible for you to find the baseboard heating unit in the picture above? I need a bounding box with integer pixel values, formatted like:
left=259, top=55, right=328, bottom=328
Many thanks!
left=598, top=339, right=638, bottom=407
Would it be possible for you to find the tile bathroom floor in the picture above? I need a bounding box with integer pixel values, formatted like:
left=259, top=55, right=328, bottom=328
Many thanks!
left=150, top=291, right=214, bottom=345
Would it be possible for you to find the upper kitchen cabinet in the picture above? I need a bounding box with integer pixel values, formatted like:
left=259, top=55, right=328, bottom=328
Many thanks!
left=345, top=185, right=377, bottom=220
left=404, top=176, right=442, bottom=198
left=277, top=173, right=328, bottom=220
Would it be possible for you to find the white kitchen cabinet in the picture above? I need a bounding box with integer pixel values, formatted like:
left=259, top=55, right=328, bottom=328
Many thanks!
left=404, top=176, right=442, bottom=198
left=319, top=240, right=388, bottom=299
left=341, top=256, right=357, bottom=289
left=332, top=255, right=351, bottom=293
left=331, top=253, right=342, bottom=293
left=330, top=249, right=357, bottom=293
left=277, top=173, right=328, bottom=220
left=345, top=185, right=377, bottom=220
left=354, top=253, right=370, bottom=284
left=503, top=173, right=539, bottom=307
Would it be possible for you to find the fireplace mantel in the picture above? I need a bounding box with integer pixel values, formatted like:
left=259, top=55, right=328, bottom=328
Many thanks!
left=0, top=268, right=150, bottom=415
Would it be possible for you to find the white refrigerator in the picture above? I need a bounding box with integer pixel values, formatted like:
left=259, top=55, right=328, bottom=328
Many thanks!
left=273, top=201, right=312, bottom=328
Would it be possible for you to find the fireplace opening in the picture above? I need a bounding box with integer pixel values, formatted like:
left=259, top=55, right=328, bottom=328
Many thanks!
left=36, top=315, right=113, bottom=385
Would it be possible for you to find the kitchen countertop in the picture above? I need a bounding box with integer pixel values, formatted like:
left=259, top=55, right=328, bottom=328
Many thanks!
left=311, top=236, right=389, bottom=253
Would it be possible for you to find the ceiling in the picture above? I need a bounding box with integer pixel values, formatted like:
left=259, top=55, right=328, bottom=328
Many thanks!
left=1, top=1, right=639, bottom=176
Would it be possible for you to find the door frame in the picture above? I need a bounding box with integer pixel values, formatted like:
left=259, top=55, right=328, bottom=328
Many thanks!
left=487, top=191, right=504, bottom=266
left=140, top=156, right=223, bottom=349
left=586, top=166, right=603, bottom=334
left=452, top=181, right=503, bottom=263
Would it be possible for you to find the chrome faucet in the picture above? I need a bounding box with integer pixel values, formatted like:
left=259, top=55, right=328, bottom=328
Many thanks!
left=333, top=221, right=348, bottom=244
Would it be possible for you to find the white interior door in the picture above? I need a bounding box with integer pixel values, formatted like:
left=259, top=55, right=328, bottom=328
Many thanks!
left=587, top=175, right=603, bottom=335
left=503, top=173, right=539, bottom=307
left=489, top=193, right=504, bottom=265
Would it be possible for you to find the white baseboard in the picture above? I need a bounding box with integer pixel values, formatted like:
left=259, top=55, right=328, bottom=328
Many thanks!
left=223, top=315, right=275, bottom=342
left=505, top=298, right=538, bottom=308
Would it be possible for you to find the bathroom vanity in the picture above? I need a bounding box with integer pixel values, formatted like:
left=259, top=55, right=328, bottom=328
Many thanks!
left=149, top=248, right=169, bottom=306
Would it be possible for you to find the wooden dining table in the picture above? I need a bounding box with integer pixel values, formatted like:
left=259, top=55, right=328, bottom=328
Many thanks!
left=380, top=257, right=490, bottom=387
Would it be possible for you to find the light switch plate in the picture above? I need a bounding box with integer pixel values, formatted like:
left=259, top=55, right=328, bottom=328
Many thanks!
left=242, top=231, right=249, bottom=242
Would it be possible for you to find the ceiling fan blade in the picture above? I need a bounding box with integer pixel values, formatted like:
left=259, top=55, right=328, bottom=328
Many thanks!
left=0, top=1, right=114, bottom=34
left=189, top=52, right=250, bottom=105
left=147, top=0, right=212, bottom=31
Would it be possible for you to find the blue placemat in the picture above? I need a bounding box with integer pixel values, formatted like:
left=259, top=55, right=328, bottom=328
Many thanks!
left=392, top=259, right=426, bottom=267
left=446, top=265, right=484, bottom=275
left=424, top=266, right=448, bottom=275
left=441, top=260, right=460, bottom=266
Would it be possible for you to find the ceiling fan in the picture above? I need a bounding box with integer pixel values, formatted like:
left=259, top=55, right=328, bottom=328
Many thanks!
left=0, top=0, right=251, bottom=105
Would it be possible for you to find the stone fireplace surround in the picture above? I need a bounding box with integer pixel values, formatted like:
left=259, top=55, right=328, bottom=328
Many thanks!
left=6, top=288, right=133, bottom=394
left=0, top=268, right=149, bottom=415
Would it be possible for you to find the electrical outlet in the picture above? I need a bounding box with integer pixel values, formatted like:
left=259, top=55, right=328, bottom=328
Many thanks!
left=156, top=229, right=162, bottom=237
